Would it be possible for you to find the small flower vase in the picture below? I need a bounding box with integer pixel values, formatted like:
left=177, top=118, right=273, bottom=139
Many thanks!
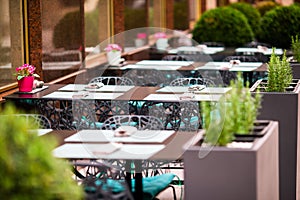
left=18, top=76, right=34, bottom=92
left=135, top=38, right=145, bottom=47
left=107, top=51, right=121, bottom=66
left=156, top=38, right=169, bottom=50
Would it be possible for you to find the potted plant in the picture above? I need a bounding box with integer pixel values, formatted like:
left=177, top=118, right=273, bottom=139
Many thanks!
left=15, top=64, right=40, bottom=92
left=0, top=103, right=83, bottom=199
left=289, top=35, right=300, bottom=78
left=183, top=73, right=279, bottom=200
left=104, top=43, right=123, bottom=66
left=250, top=49, right=300, bottom=200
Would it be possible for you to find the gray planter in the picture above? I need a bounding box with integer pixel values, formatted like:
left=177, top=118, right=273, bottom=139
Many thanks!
left=290, top=62, right=300, bottom=79
left=250, top=79, right=300, bottom=200
left=183, top=120, right=279, bottom=200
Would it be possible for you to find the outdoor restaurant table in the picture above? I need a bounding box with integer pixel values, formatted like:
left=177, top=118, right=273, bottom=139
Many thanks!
left=168, top=46, right=225, bottom=55
left=48, top=129, right=202, bottom=199
left=235, top=47, right=283, bottom=56
left=4, top=84, right=229, bottom=130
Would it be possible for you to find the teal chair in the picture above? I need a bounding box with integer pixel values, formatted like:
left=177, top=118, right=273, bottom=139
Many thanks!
left=73, top=161, right=177, bottom=200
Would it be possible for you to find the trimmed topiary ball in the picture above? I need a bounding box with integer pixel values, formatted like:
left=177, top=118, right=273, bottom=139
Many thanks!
left=192, top=7, right=254, bottom=47
left=229, top=2, right=261, bottom=38
left=255, top=1, right=280, bottom=16
left=258, top=5, right=300, bottom=49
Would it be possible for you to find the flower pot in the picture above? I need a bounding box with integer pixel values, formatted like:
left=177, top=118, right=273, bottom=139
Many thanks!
left=156, top=38, right=169, bottom=50
left=18, top=76, right=34, bottom=92
left=135, top=38, right=145, bottom=48
left=106, top=51, right=121, bottom=66
left=183, top=120, right=279, bottom=200
left=250, top=79, right=300, bottom=200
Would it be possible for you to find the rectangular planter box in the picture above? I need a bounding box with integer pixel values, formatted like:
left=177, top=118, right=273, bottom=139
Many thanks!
left=250, top=79, right=300, bottom=200
left=183, top=120, right=279, bottom=200
left=290, top=62, right=300, bottom=79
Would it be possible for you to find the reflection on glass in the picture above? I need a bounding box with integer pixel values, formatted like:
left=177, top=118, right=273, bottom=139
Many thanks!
left=0, top=0, right=12, bottom=87
left=41, top=0, right=83, bottom=82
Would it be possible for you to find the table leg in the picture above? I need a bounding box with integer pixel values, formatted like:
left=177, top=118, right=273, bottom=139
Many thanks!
left=134, top=160, right=143, bottom=200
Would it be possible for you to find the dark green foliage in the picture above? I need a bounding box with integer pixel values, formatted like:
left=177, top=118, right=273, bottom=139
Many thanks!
left=174, top=0, right=189, bottom=30
left=53, top=11, right=81, bottom=50
left=255, top=1, right=280, bottom=16
left=267, top=49, right=292, bottom=92
left=291, top=35, right=300, bottom=62
left=124, top=7, right=147, bottom=30
left=258, top=5, right=300, bottom=49
left=201, top=73, right=261, bottom=146
left=192, top=7, right=254, bottom=47
left=85, top=9, right=99, bottom=47
left=229, top=2, right=261, bottom=38
left=0, top=103, right=83, bottom=199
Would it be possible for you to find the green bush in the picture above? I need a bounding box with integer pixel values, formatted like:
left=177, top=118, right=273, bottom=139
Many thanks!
left=258, top=5, right=300, bottom=49
left=192, top=7, right=254, bottom=47
left=229, top=2, right=261, bottom=38
left=267, top=49, right=292, bottom=92
left=201, top=73, right=261, bottom=146
left=0, top=103, right=83, bottom=199
left=255, top=1, right=280, bottom=16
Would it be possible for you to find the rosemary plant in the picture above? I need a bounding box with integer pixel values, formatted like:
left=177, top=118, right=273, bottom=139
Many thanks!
left=291, top=35, right=300, bottom=62
left=201, top=72, right=261, bottom=146
left=267, top=48, right=292, bottom=92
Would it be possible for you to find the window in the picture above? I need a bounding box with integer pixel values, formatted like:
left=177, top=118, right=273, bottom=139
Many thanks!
left=0, top=0, right=12, bottom=88
left=41, top=0, right=83, bottom=82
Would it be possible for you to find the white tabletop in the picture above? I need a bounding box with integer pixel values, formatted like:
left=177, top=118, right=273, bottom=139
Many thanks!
left=235, top=47, right=283, bottom=55
left=42, top=91, right=123, bottom=100
left=143, top=93, right=223, bottom=102
left=196, top=61, right=263, bottom=72
left=64, top=129, right=175, bottom=143
left=58, top=84, right=134, bottom=92
left=156, top=86, right=231, bottom=94
left=53, top=143, right=165, bottom=160
left=136, top=60, right=193, bottom=66
left=121, top=64, right=183, bottom=71
left=168, top=46, right=225, bottom=55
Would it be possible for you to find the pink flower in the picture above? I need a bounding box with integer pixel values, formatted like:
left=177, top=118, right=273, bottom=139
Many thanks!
left=137, top=33, right=147, bottom=39
left=154, top=32, right=167, bottom=39
left=15, top=64, right=40, bottom=80
left=104, top=44, right=122, bottom=52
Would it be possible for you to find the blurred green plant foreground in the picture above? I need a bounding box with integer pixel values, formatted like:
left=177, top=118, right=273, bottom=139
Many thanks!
left=0, top=103, right=83, bottom=199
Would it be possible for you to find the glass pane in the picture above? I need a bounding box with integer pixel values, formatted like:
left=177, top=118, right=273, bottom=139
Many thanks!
left=41, top=0, right=83, bottom=82
left=174, top=0, right=189, bottom=30
left=0, top=0, right=12, bottom=87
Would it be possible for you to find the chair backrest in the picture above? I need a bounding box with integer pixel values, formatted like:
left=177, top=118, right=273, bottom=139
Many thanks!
left=89, top=76, right=134, bottom=86
left=200, top=42, right=225, bottom=47
left=223, top=55, right=259, bottom=62
left=169, top=77, right=215, bottom=87
left=244, top=41, right=272, bottom=48
left=72, top=99, right=98, bottom=130
left=162, top=55, right=194, bottom=61
left=15, top=114, right=51, bottom=129
left=100, top=115, right=164, bottom=130
left=73, top=161, right=134, bottom=200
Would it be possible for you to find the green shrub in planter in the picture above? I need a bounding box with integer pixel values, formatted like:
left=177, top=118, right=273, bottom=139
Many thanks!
left=201, top=73, right=261, bottom=146
left=229, top=2, right=261, bottom=38
left=267, top=48, right=292, bottom=92
left=291, top=35, right=300, bottom=62
left=258, top=5, right=300, bottom=49
left=0, top=104, right=83, bottom=199
left=192, top=7, right=254, bottom=47
left=255, top=0, right=280, bottom=16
